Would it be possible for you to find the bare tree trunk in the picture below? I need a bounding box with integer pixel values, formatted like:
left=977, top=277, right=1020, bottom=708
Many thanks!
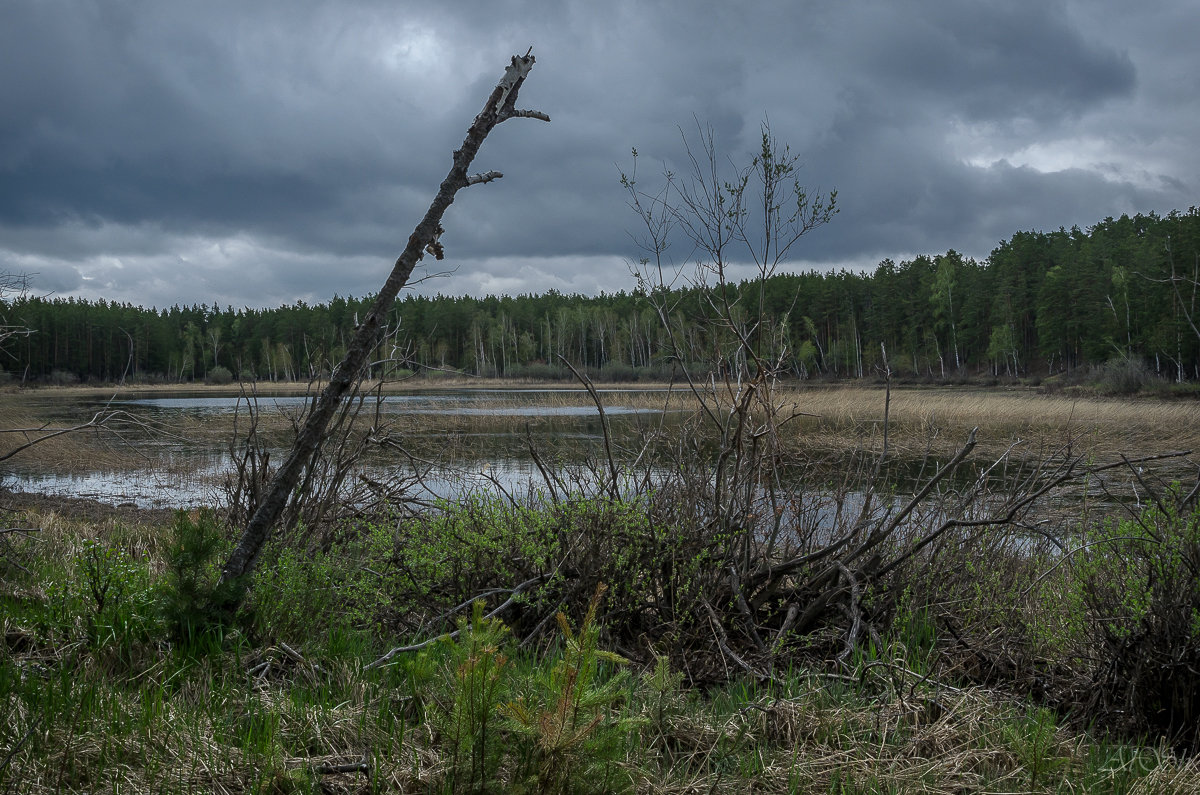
left=218, top=50, right=549, bottom=594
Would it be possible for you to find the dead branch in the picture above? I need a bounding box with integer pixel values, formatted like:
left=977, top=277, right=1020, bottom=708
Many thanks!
left=0, top=409, right=149, bottom=463
left=559, top=355, right=621, bottom=499
left=314, top=754, right=371, bottom=776
left=219, top=50, right=549, bottom=596
left=364, top=573, right=551, bottom=670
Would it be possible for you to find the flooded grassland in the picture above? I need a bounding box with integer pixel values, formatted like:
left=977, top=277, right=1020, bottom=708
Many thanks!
left=1, top=382, right=1197, bottom=510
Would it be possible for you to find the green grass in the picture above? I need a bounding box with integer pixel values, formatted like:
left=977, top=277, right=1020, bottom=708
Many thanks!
left=4, top=502, right=1200, bottom=794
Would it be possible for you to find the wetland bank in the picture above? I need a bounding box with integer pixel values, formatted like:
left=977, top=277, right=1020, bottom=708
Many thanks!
left=5, top=379, right=1200, bottom=793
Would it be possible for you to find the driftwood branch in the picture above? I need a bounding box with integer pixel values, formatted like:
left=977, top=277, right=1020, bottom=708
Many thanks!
left=218, top=50, right=548, bottom=596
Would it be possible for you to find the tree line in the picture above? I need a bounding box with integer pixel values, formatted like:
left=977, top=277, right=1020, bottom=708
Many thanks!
left=3, top=208, right=1199, bottom=385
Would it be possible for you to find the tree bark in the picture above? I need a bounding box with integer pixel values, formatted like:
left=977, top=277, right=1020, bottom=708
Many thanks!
left=218, top=50, right=549, bottom=595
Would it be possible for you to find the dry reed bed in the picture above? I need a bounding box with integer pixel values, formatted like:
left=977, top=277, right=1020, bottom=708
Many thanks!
left=450, top=384, right=1199, bottom=460
left=769, top=387, right=1200, bottom=461
left=4, top=384, right=1196, bottom=480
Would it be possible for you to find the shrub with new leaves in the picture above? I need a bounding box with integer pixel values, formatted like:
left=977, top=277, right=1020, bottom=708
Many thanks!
left=1075, top=486, right=1200, bottom=748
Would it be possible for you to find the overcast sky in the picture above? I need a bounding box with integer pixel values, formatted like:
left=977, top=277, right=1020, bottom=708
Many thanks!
left=2, top=0, right=1197, bottom=310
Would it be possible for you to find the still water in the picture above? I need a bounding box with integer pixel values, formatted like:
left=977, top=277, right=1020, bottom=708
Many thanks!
left=2, top=388, right=680, bottom=509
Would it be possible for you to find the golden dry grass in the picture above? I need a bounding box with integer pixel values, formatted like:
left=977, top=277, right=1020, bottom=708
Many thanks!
left=770, top=385, right=1200, bottom=461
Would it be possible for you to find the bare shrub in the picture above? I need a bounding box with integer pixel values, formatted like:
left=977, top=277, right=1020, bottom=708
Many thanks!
left=221, top=381, right=421, bottom=553
left=205, top=365, right=234, bottom=385
left=1096, top=356, right=1156, bottom=395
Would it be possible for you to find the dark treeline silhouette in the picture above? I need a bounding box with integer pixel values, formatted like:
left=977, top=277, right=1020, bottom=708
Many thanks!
left=4, top=209, right=1200, bottom=385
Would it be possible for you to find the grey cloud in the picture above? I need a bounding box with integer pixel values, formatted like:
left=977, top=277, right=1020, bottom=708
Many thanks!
left=857, top=1, right=1136, bottom=126
left=0, top=0, right=1195, bottom=307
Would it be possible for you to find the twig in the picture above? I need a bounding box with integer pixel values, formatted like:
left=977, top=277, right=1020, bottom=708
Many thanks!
left=0, top=715, right=41, bottom=775
left=702, top=597, right=780, bottom=685
left=0, top=409, right=147, bottom=463
left=1019, top=536, right=1151, bottom=598
left=559, top=355, right=621, bottom=499
left=315, top=752, right=371, bottom=776
left=771, top=603, right=799, bottom=655
left=834, top=562, right=863, bottom=665
left=365, top=573, right=550, bottom=670
left=424, top=584, right=531, bottom=634
left=875, top=448, right=1193, bottom=579
left=728, top=565, right=767, bottom=654
left=849, top=427, right=978, bottom=565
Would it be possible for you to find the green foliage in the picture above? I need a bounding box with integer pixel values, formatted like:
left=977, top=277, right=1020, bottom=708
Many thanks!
left=426, top=601, right=513, bottom=794
left=413, top=585, right=632, bottom=794
left=886, top=586, right=939, bottom=675
left=8, top=207, right=1200, bottom=383
left=160, top=509, right=240, bottom=644
left=1071, top=489, right=1200, bottom=745
left=394, top=495, right=560, bottom=602
left=12, top=501, right=1200, bottom=791
left=250, top=544, right=354, bottom=643
left=1003, top=707, right=1069, bottom=788
left=502, top=584, right=633, bottom=794
left=54, top=537, right=160, bottom=652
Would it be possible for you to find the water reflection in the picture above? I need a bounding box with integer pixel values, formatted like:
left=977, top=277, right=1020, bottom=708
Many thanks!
left=2, top=388, right=678, bottom=509
left=113, top=394, right=663, bottom=417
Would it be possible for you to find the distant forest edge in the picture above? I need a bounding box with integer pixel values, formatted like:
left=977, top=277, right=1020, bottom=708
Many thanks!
left=4, top=209, right=1200, bottom=386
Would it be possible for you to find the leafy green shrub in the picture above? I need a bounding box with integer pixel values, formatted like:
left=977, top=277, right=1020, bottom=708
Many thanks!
left=249, top=541, right=379, bottom=648
left=1074, top=488, right=1200, bottom=748
left=392, top=495, right=560, bottom=604
left=67, top=538, right=159, bottom=651
left=378, top=493, right=715, bottom=658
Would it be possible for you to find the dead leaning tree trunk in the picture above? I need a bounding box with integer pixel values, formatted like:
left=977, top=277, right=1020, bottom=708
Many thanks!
left=218, top=49, right=549, bottom=600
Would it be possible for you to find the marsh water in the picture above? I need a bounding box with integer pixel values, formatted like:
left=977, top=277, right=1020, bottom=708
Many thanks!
left=2, top=388, right=684, bottom=509
left=3, top=386, right=1172, bottom=533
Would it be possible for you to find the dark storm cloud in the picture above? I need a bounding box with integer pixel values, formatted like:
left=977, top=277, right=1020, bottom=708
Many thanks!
left=857, top=2, right=1136, bottom=124
left=0, top=0, right=1196, bottom=307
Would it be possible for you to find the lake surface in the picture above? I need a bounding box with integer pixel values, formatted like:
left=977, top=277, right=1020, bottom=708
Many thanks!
left=2, top=388, right=682, bottom=508
left=2, top=386, right=1165, bottom=542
